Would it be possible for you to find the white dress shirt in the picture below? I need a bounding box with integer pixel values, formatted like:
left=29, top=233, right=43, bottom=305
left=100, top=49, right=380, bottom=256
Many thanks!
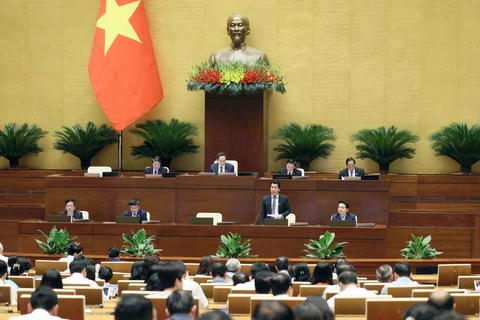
left=182, top=279, right=208, bottom=308
left=327, top=286, right=376, bottom=312
left=62, top=273, right=99, bottom=287
left=0, top=277, right=17, bottom=306
left=0, top=254, right=8, bottom=264
left=9, top=308, right=62, bottom=320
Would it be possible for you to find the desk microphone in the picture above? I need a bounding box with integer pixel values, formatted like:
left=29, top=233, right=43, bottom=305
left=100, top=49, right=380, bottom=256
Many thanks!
left=252, top=213, right=261, bottom=225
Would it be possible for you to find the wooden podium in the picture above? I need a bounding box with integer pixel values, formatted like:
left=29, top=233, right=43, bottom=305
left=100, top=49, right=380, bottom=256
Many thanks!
left=204, top=92, right=268, bottom=175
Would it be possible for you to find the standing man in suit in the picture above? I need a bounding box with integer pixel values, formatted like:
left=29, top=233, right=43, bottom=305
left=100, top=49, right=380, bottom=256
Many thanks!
left=260, top=180, right=291, bottom=225
left=144, top=156, right=167, bottom=175
left=59, top=198, right=83, bottom=219
left=210, top=152, right=235, bottom=174
left=123, top=199, right=148, bottom=223
left=331, top=201, right=357, bottom=226
left=279, top=159, right=302, bottom=176
left=338, top=157, right=365, bottom=179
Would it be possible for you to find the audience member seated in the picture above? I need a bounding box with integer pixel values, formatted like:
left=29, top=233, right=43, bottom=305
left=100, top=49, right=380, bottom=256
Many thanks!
left=327, top=271, right=377, bottom=312
left=235, top=262, right=270, bottom=289
left=165, top=290, right=197, bottom=320
left=376, top=264, right=393, bottom=283
left=129, top=261, right=147, bottom=281
left=18, top=257, right=33, bottom=273
left=10, top=262, right=25, bottom=276
left=225, top=259, right=240, bottom=283
left=114, top=295, right=156, bottom=320
left=59, top=198, right=83, bottom=219
left=210, top=152, right=235, bottom=174
left=323, top=264, right=356, bottom=299
left=143, top=255, right=161, bottom=274
left=108, top=247, right=122, bottom=261
left=173, top=260, right=208, bottom=308
left=402, top=303, right=440, bottom=320
left=196, top=256, right=214, bottom=276
left=145, top=156, right=167, bottom=175
left=279, top=159, right=302, bottom=176
left=288, top=263, right=310, bottom=282
left=270, top=273, right=293, bottom=297
left=253, top=301, right=294, bottom=320
left=198, top=311, right=232, bottom=320
left=303, top=295, right=334, bottom=320
left=123, top=199, right=148, bottom=223
left=275, top=256, right=290, bottom=275
left=310, top=262, right=334, bottom=285
left=294, top=304, right=324, bottom=320
left=63, top=260, right=100, bottom=287
left=427, top=291, right=455, bottom=312
left=232, top=272, right=249, bottom=286
left=381, top=262, right=420, bottom=295
left=0, top=260, right=17, bottom=305
left=99, top=266, right=118, bottom=299
left=9, top=286, right=60, bottom=320
left=332, top=258, right=348, bottom=279
left=7, top=255, right=19, bottom=273
left=211, top=262, right=228, bottom=283
left=255, top=271, right=274, bottom=294
left=331, top=200, right=357, bottom=227
left=40, top=269, right=63, bottom=289
left=0, top=243, right=8, bottom=264
left=86, top=265, right=96, bottom=281
left=59, top=244, right=83, bottom=268
left=146, top=261, right=183, bottom=296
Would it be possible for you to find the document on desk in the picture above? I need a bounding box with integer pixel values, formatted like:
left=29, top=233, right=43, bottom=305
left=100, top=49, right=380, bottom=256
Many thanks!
left=267, top=214, right=281, bottom=219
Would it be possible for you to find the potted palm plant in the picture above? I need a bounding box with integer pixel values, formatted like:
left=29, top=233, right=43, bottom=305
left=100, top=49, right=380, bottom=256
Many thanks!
left=350, top=126, right=419, bottom=174
left=0, top=123, right=48, bottom=168
left=130, top=118, right=199, bottom=168
left=270, top=123, right=336, bottom=171
left=215, top=232, right=258, bottom=258
left=52, top=122, right=117, bottom=170
left=429, top=123, right=480, bottom=174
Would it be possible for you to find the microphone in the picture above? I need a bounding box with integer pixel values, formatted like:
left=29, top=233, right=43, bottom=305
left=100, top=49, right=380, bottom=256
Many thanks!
left=252, top=213, right=261, bottom=225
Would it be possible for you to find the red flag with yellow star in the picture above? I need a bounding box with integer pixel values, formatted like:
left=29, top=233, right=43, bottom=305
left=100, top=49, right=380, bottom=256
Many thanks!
left=88, top=0, right=163, bottom=132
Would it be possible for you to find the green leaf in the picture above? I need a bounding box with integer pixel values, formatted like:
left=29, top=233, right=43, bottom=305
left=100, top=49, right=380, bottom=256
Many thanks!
left=121, top=228, right=161, bottom=258
left=215, top=232, right=257, bottom=258
left=400, top=234, right=442, bottom=259
left=302, top=231, right=347, bottom=259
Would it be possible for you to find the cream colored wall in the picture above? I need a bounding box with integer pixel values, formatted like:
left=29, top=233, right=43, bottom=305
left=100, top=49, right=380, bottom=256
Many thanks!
left=0, top=0, right=479, bottom=173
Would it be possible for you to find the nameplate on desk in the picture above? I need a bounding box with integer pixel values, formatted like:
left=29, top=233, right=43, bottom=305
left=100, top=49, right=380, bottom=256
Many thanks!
left=142, top=220, right=160, bottom=224
left=217, top=221, right=235, bottom=225
left=47, top=216, right=72, bottom=223
left=144, top=174, right=163, bottom=178
left=329, top=220, right=355, bottom=227
left=84, top=173, right=101, bottom=177
left=72, top=219, right=91, bottom=223
left=342, top=177, right=361, bottom=181
left=189, top=217, right=214, bottom=225
left=264, top=219, right=289, bottom=226
left=115, top=216, right=139, bottom=224
left=292, top=176, right=309, bottom=180
left=290, top=222, right=308, bottom=226
left=356, top=222, right=376, bottom=227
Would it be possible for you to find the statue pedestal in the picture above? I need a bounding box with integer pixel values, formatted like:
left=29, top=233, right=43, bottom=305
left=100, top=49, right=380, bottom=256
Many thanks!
left=204, top=92, right=268, bottom=176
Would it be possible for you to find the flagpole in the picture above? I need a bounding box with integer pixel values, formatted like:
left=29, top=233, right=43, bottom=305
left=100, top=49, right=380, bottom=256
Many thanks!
left=118, top=131, right=122, bottom=171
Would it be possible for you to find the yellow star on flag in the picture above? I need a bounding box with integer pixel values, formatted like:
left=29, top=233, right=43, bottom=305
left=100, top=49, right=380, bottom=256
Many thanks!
left=96, top=0, right=142, bottom=56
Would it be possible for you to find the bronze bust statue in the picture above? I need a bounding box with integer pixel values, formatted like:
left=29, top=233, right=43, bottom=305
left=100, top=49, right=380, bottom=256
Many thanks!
left=209, top=13, right=269, bottom=64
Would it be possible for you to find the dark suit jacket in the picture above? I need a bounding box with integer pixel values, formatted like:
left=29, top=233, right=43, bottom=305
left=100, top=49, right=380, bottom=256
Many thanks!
left=331, top=212, right=357, bottom=226
left=279, top=168, right=302, bottom=176
left=338, top=167, right=365, bottom=179
left=123, top=209, right=148, bottom=223
left=144, top=167, right=167, bottom=175
left=59, top=210, right=83, bottom=219
left=210, top=162, right=235, bottom=175
left=260, top=194, right=291, bottom=225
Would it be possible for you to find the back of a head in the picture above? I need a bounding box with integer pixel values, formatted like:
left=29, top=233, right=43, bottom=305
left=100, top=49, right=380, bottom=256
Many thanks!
left=253, top=300, right=294, bottom=320
left=211, top=262, right=227, bottom=278
left=98, top=266, right=114, bottom=283
left=428, top=291, right=455, bottom=311
left=156, top=261, right=183, bottom=290
left=40, top=269, right=63, bottom=289
left=403, top=303, right=440, bottom=320
left=255, top=271, right=274, bottom=294
left=18, top=257, right=33, bottom=271
left=68, top=244, right=83, bottom=256
left=0, top=260, right=7, bottom=278
left=130, top=260, right=146, bottom=280
left=7, top=255, right=18, bottom=268
left=336, top=263, right=355, bottom=277
left=275, top=256, right=289, bottom=271
left=115, top=295, right=153, bottom=320
left=311, top=262, right=333, bottom=285
left=30, top=286, right=58, bottom=312
left=197, top=256, right=214, bottom=275
left=86, top=265, right=96, bottom=281
left=226, top=259, right=241, bottom=273
left=251, top=262, right=270, bottom=280
left=290, top=263, right=310, bottom=282
left=335, top=258, right=348, bottom=269
left=232, top=271, right=249, bottom=286
left=108, top=246, right=120, bottom=258
left=395, top=262, right=412, bottom=278
left=304, top=295, right=334, bottom=320
left=338, top=271, right=358, bottom=286
left=198, top=311, right=233, bottom=320
left=294, top=304, right=323, bottom=320
left=10, top=262, right=25, bottom=276
left=434, top=311, right=466, bottom=320
left=270, top=273, right=292, bottom=296
left=143, top=254, right=160, bottom=269
left=166, top=290, right=194, bottom=315
left=69, top=259, right=87, bottom=274
left=376, top=264, right=393, bottom=283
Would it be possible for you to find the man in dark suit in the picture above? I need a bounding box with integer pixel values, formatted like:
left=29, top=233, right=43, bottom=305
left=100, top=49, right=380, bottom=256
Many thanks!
left=123, top=199, right=148, bottom=223
left=338, top=157, right=365, bottom=179
left=260, top=180, right=291, bottom=225
left=279, top=159, right=302, bottom=176
left=331, top=200, right=357, bottom=226
left=209, top=152, right=235, bottom=175
left=59, top=198, right=83, bottom=219
left=144, top=156, right=167, bottom=175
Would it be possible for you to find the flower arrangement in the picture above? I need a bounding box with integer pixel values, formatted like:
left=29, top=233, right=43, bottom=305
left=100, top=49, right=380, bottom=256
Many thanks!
left=187, top=61, right=286, bottom=95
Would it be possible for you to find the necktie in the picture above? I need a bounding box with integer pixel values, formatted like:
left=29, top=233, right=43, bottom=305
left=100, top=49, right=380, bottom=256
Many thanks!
left=154, top=170, right=157, bottom=175
left=350, top=170, right=354, bottom=177
left=272, top=196, right=277, bottom=215
left=289, top=171, right=292, bottom=175
left=220, top=166, right=223, bottom=173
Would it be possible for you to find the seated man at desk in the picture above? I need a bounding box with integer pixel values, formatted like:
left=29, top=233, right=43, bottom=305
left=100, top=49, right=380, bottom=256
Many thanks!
left=331, top=201, right=357, bottom=226
left=260, top=180, right=291, bottom=225
left=123, top=199, right=148, bottom=223
left=338, top=157, right=365, bottom=179
left=279, top=159, right=302, bottom=176
left=59, top=198, right=83, bottom=219
left=144, top=156, right=167, bottom=175
left=209, top=152, right=235, bottom=174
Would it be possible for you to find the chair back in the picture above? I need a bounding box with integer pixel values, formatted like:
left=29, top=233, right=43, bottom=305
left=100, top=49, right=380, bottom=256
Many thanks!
left=213, top=286, right=233, bottom=302
left=364, top=282, right=387, bottom=293
left=35, top=260, right=68, bottom=275
left=79, top=211, right=89, bottom=219
left=450, top=293, right=480, bottom=315
left=20, top=294, right=86, bottom=320
left=100, top=261, right=133, bottom=273
left=121, top=290, right=155, bottom=296
left=250, top=296, right=305, bottom=317
left=437, top=264, right=471, bottom=286
left=196, top=212, right=223, bottom=225
left=366, top=298, right=427, bottom=320
left=110, top=272, right=130, bottom=285
left=147, top=295, right=199, bottom=319
left=291, top=282, right=310, bottom=296
left=325, top=291, right=339, bottom=300
left=64, top=286, right=103, bottom=306
left=387, top=285, right=434, bottom=297
left=286, top=213, right=296, bottom=225
left=63, top=283, right=91, bottom=287
left=192, top=275, right=211, bottom=284
left=87, top=166, right=112, bottom=175
left=411, top=289, right=466, bottom=298
left=227, top=294, right=269, bottom=314
left=200, top=283, right=231, bottom=298
left=231, top=288, right=257, bottom=294
left=297, top=168, right=305, bottom=176
left=118, top=280, right=144, bottom=297
left=457, top=275, right=480, bottom=290
left=0, top=285, right=11, bottom=304
left=335, top=295, right=392, bottom=315
left=240, top=264, right=253, bottom=274
left=299, top=285, right=329, bottom=297
left=16, top=289, right=76, bottom=311
left=129, top=283, right=146, bottom=291
left=95, top=279, right=105, bottom=287
left=359, top=280, right=380, bottom=288
left=8, top=276, right=34, bottom=288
